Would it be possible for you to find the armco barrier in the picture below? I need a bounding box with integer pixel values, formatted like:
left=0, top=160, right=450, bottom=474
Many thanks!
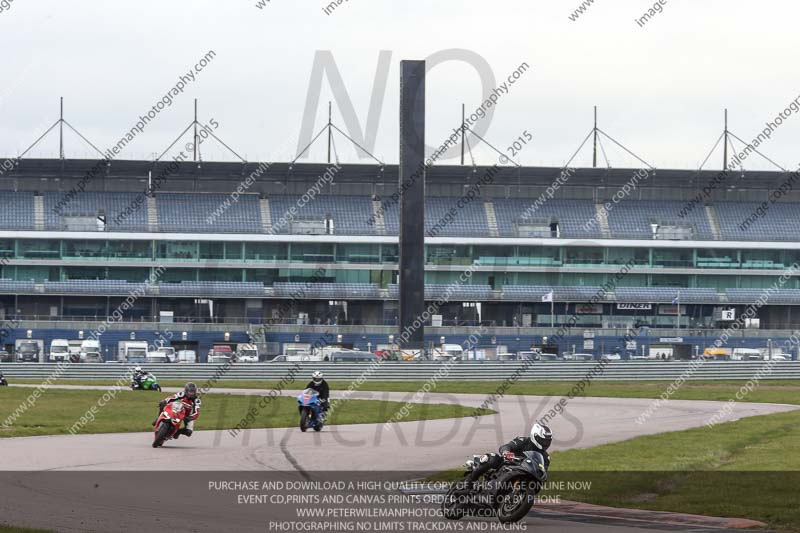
left=1, top=361, right=799, bottom=382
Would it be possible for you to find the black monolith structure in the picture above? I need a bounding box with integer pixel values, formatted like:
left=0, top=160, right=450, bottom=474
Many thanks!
left=398, top=60, right=426, bottom=350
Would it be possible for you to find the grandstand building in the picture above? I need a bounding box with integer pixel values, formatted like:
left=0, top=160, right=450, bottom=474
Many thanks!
left=1, top=158, right=799, bottom=360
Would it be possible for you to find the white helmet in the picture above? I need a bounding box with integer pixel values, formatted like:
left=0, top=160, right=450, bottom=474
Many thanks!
left=134, top=366, right=142, bottom=373
left=312, top=371, right=323, bottom=384
left=530, top=423, right=553, bottom=451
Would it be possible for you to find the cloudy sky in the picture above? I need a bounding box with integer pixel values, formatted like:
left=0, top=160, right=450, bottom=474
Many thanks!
left=0, top=0, right=798, bottom=171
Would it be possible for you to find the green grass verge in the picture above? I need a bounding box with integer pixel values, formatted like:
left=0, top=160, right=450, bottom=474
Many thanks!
left=0, top=388, right=491, bottom=438
left=545, top=408, right=800, bottom=531
left=10, top=378, right=800, bottom=406
left=0, top=526, right=52, bottom=533
left=430, top=409, right=800, bottom=530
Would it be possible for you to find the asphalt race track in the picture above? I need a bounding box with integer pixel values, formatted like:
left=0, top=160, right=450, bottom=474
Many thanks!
left=1, top=386, right=794, bottom=532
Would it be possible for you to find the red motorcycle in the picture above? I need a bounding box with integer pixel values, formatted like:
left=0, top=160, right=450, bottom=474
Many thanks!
left=152, top=400, right=188, bottom=448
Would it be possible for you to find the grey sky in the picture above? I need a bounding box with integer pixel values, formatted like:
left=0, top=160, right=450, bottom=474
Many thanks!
left=0, top=0, right=798, bottom=171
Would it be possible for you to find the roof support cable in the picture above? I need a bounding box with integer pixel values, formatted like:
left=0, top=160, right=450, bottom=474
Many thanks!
left=596, top=128, right=655, bottom=170
left=596, top=133, right=611, bottom=168
left=463, top=125, right=520, bottom=167
left=727, top=130, right=786, bottom=172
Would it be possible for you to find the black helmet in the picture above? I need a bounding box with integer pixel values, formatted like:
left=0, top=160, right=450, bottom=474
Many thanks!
left=530, top=423, right=553, bottom=451
left=184, top=382, right=198, bottom=400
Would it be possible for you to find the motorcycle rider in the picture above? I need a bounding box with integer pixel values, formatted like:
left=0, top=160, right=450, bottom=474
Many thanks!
left=132, top=366, right=148, bottom=389
left=466, top=423, right=553, bottom=488
left=0, top=370, right=7, bottom=386
left=152, top=382, right=201, bottom=438
left=305, top=371, right=330, bottom=412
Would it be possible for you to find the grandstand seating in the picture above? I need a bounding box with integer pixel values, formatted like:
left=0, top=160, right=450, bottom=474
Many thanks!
left=606, top=200, right=714, bottom=240
left=0, top=189, right=796, bottom=241
left=387, top=284, right=493, bottom=300
left=501, top=285, right=605, bottom=301
left=0, top=192, right=35, bottom=230
left=43, top=192, right=148, bottom=232
left=726, top=288, right=800, bottom=304
left=616, top=287, right=719, bottom=303
left=492, top=199, right=602, bottom=238
left=0, top=279, right=37, bottom=293
left=44, top=280, right=149, bottom=295
left=156, top=193, right=262, bottom=233
left=714, top=201, right=799, bottom=241
left=158, top=281, right=265, bottom=297
left=383, top=198, right=491, bottom=237
left=268, top=195, right=376, bottom=235
left=424, top=197, right=490, bottom=236
left=273, top=282, right=380, bottom=298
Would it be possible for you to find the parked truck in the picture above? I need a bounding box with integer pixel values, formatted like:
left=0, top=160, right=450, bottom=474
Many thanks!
left=49, top=339, right=70, bottom=362
left=118, top=340, right=149, bottom=363
left=15, top=339, right=44, bottom=362
left=80, top=339, right=103, bottom=363
left=147, top=346, right=176, bottom=363
left=235, top=343, right=259, bottom=363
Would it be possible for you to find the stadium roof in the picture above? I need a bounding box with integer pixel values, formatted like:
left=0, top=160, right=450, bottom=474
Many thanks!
left=0, top=157, right=794, bottom=190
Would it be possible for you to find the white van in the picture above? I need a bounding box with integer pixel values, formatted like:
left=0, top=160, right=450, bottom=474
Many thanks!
left=732, top=348, right=762, bottom=361
left=176, top=350, right=197, bottom=364
left=49, top=339, right=70, bottom=362
left=236, top=343, right=259, bottom=363
left=432, top=344, right=464, bottom=361
left=80, top=339, right=103, bottom=363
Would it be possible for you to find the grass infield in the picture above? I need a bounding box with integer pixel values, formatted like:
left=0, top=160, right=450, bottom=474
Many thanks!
left=0, top=387, right=491, bottom=438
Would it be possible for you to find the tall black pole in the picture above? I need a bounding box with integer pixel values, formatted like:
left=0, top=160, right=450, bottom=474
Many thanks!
left=398, top=60, right=426, bottom=352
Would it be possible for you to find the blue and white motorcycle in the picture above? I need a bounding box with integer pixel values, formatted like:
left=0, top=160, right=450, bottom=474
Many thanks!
left=297, top=388, right=324, bottom=432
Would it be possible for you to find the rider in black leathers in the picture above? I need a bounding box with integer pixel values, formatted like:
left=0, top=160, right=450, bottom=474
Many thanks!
left=305, top=371, right=330, bottom=412
left=466, top=423, right=552, bottom=487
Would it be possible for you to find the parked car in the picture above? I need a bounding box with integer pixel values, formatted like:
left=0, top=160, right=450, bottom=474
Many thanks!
left=600, top=353, right=622, bottom=362
left=0, top=349, right=10, bottom=363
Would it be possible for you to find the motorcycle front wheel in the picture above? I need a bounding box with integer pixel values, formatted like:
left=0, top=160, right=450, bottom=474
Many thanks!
left=495, top=473, right=536, bottom=523
left=441, top=480, right=470, bottom=520
left=299, top=407, right=310, bottom=432
left=152, top=421, right=171, bottom=448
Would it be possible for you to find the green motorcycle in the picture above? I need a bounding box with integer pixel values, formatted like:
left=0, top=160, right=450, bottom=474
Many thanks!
left=131, top=373, right=162, bottom=391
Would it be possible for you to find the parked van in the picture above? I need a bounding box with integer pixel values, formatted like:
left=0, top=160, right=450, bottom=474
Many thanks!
left=118, top=341, right=149, bottom=363
left=15, top=339, right=43, bottom=362
left=236, top=343, right=259, bottom=363
left=208, top=345, right=233, bottom=364
left=80, top=339, right=103, bottom=363
left=176, top=350, right=197, bottom=364
left=49, top=339, right=70, bottom=362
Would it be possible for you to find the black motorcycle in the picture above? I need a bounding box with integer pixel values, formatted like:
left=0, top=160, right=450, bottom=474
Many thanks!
left=0, top=373, right=7, bottom=386
left=442, top=450, right=548, bottom=523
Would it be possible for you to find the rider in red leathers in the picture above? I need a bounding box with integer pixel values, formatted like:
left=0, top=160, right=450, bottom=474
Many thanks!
left=152, top=382, right=201, bottom=438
